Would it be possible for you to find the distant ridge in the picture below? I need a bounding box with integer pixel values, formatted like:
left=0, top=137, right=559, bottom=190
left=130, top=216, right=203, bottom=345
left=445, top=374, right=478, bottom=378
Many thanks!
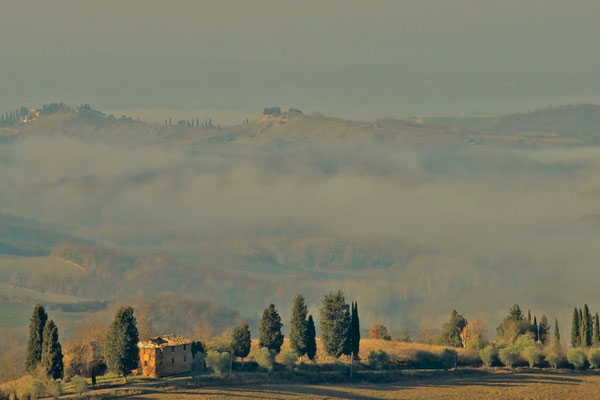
left=489, top=103, right=600, bottom=136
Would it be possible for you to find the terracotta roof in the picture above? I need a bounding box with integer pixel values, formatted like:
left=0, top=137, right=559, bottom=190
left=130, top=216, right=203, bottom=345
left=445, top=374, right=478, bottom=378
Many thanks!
left=138, top=334, right=192, bottom=349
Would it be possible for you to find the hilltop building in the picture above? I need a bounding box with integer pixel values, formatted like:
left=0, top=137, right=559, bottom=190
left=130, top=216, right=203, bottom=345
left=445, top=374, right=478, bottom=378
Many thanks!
left=137, top=334, right=193, bottom=377
left=20, top=108, right=40, bottom=123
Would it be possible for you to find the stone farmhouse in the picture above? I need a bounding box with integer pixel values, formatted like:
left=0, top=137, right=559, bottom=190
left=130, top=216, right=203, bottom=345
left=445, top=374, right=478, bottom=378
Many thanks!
left=137, top=334, right=193, bottom=377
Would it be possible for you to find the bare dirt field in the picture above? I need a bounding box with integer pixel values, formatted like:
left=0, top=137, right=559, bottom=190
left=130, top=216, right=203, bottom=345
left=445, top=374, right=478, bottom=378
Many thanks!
left=121, top=370, right=600, bottom=400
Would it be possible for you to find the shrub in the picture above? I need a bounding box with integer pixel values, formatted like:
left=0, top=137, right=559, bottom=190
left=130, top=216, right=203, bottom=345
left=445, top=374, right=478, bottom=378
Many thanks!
left=44, top=379, right=64, bottom=400
left=280, top=349, right=298, bottom=370
left=440, top=348, right=458, bottom=370
left=369, top=324, right=391, bottom=340
left=513, top=334, right=535, bottom=352
left=253, top=347, right=275, bottom=372
left=465, top=336, right=486, bottom=351
left=367, top=350, right=391, bottom=371
left=546, top=347, right=563, bottom=369
left=567, top=348, right=586, bottom=370
left=71, top=375, right=88, bottom=396
left=498, top=346, right=520, bottom=368
left=588, top=348, right=600, bottom=369
left=480, top=345, right=498, bottom=367
left=414, top=350, right=440, bottom=369
left=522, top=345, right=543, bottom=367
left=205, top=351, right=230, bottom=375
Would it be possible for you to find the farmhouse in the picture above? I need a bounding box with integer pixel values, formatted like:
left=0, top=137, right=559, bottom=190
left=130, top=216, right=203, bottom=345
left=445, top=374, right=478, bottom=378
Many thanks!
left=137, top=334, right=193, bottom=377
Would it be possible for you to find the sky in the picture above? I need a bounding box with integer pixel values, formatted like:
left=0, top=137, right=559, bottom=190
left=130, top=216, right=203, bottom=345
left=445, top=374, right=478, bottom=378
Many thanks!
left=2, top=0, right=600, bottom=123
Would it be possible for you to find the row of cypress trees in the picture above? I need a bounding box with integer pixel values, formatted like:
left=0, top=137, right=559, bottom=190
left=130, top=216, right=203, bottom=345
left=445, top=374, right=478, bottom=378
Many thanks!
left=25, top=304, right=64, bottom=379
left=526, top=310, right=552, bottom=344
left=25, top=291, right=360, bottom=380
left=257, top=291, right=360, bottom=362
left=570, top=304, right=600, bottom=348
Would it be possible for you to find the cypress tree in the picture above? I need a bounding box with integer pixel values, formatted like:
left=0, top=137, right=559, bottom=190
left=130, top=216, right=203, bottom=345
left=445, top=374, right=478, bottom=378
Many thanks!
left=579, top=308, right=584, bottom=344
left=259, top=304, right=284, bottom=354
left=527, top=310, right=532, bottom=324
left=289, top=294, right=308, bottom=358
left=350, top=302, right=360, bottom=361
left=533, top=316, right=539, bottom=342
left=40, top=320, right=63, bottom=379
left=26, top=304, right=48, bottom=372
left=538, top=315, right=550, bottom=345
left=583, top=305, right=592, bottom=347
left=105, top=306, right=139, bottom=379
left=593, top=313, right=600, bottom=347
left=231, top=321, right=251, bottom=363
left=553, top=318, right=561, bottom=347
left=305, top=315, right=317, bottom=361
left=571, top=308, right=580, bottom=348
left=319, top=290, right=351, bottom=358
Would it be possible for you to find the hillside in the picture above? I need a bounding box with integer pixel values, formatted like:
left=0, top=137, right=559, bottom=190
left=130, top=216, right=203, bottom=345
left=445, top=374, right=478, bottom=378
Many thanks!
left=489, top=104, right=600, bottom=137
left=2, top=103, right=600, bottom=338
left=9, top=104, right=600, bottom=147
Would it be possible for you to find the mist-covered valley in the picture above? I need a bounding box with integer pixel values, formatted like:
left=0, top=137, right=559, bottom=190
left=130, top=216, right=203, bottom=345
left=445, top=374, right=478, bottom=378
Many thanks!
left=1, top=106, right=600, bottom=339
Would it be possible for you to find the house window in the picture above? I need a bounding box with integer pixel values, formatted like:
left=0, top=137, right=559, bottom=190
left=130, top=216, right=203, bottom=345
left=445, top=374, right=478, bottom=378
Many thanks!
left=184, top=356, right=187, bottom=362
left=183, top=344, right=186, bottom=351
left=171, top=347, right=174, bottom=352
left=171, top=358, right=174, bottom=364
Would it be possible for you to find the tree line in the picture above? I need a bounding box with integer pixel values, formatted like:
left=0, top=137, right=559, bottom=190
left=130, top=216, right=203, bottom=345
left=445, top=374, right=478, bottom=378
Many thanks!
left=22, top=290, right=360, bottom=383
left=24, top=298, right=600, bottom=392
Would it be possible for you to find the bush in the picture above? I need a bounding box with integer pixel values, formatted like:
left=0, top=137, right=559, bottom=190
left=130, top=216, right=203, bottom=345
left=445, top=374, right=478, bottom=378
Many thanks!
left=71, top=375, right=88, bottom=396
left=440, top=348, right=458, bottom=370
left=413, top=350, right=440, bottom=369
left=253, top=347, right=275, bottom=372
left=522, top=345, right=543, bottom=367
left=480, top=345, right=498, bottom=367
left=498, top=346, right=520, bottom=368
left=588, top=348, right=600, bottom=369
left=546, top=347, right=563, bottom=369
left=567, top=348, right=586, bottom=370
left=367, top=350, right=391, bottom=371
left=44, top=379, right=64, bottom=400
left=465, top=336, right=486, bottom=351
left=205, top=351, right=230, bottom=375
left=280, top=349, right=298, bottom=370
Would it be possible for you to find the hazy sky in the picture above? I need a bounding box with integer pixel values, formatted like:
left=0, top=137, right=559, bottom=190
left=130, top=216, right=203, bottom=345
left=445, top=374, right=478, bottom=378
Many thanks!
left=2, top=0, right=600, bottom=123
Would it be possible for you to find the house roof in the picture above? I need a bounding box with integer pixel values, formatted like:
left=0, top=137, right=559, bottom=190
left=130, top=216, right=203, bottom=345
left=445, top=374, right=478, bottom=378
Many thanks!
left=138, top=334, right=192, bottom=349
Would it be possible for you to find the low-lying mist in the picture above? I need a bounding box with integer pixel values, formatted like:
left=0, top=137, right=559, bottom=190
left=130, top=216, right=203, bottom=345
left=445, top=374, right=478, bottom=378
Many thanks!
left=2, top=123, right=600, bottom=333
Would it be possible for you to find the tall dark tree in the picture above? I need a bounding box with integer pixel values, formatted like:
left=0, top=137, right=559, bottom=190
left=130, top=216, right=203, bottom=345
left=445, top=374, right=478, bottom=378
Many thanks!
left=571, top=308, right=580, bottom=348
left=509, top=304, right=524, bottom=320
left=553, top=318, right=561, bottom=347
left=319, top=291, right=351, bottom=358
left=527, top=310, right=532, bottom=324
left=289, top=294, right=308, bottom=358
left=105, top=306, right=139, bottom=379
left=259, top=304, right=284, bottom=354
left=579, top=308, right=584, bottom=344
left=350, top=302, right=360, bottom=361
left=305, top=315, right=317, bottom=361
left=26, top=304, right=48, bottom=372
left=593, top=313, right=600, bottom=347
left=231, top=321, right=251, bottom=363
left=538, top=315, right=550, bottom=345
left=40, top=320, right=63, bottom=379
left=583, top=305, right=592, bottom=347
left=532, top=316, right=539, bottom=342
